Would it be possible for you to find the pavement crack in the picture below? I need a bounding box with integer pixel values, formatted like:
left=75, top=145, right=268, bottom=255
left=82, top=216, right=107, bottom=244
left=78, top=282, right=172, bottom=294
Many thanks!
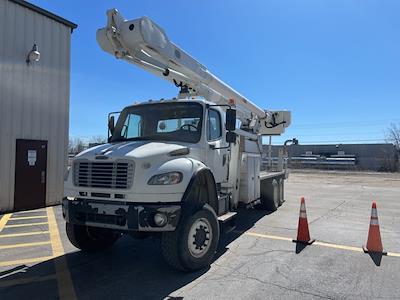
left=238, top=273, right=335, bottom=300
left=231, top=249, right=292, bottom=257
left=309, top=200, right=347, bottom=225
left=212, top=263, right=335, bottom=299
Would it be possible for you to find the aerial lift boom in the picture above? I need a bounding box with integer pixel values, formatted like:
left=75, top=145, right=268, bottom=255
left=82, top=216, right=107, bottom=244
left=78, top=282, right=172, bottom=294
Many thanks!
left=96, top=9, right=291, bottom=135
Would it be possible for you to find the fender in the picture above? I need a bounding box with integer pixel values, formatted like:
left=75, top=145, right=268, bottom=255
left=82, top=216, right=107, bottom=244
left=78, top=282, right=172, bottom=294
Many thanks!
left=180, top=167, right=219, bottom=218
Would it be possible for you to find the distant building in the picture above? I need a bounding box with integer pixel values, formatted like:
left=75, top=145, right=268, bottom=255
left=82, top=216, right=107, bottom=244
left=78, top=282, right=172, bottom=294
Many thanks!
left=263, top=143, right=399, bottom=172
left=0, top=0, right=77, bottom=212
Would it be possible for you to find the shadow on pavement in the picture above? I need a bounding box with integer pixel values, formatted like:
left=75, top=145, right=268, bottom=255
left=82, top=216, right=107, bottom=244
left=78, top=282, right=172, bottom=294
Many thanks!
left=0, top=208, right=270, bottom=299
left=294, top=242, right=308, bottom=254
left=367, top=252, right=383, bottom=266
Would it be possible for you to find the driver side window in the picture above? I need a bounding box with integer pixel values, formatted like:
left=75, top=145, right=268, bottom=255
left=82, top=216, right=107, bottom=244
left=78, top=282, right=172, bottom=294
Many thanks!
left=207, top=109, right=222, bottom=140
left=121, top=114, right=142, bottom=138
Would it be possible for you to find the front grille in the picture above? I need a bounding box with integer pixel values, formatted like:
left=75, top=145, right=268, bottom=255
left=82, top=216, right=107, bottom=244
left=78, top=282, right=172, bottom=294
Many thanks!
left=73, top=160, right=134, bottom=189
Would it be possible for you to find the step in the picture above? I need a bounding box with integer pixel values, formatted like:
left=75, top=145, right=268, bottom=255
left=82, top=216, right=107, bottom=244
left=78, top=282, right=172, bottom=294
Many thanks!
left=217, top=212, right=237, bottom=223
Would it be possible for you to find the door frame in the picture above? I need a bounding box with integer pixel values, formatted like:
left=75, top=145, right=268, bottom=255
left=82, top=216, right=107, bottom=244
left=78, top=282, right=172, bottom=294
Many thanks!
left=14, top=139, right=48, bottom=211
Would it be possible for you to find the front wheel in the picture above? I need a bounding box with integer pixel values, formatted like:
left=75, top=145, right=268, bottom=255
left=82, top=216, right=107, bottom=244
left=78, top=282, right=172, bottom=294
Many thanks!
left=66, top=223, right=120, bottom=251
left=161, top=204, right=220, bottom=271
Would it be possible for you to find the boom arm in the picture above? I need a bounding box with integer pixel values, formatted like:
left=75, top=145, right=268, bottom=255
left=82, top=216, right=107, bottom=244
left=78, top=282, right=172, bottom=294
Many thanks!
left=96, top=9, right=290, bottom=135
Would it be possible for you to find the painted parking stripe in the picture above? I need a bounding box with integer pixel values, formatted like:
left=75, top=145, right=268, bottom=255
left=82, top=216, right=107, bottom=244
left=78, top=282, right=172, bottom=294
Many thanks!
left=10, top=216, right=48, bottom=221
left=245, top=232, right=293, bottom=242
left=47, top=206, right=76, bottom=300
left=4, top=222, right=48, bottom=228
left=0, top=256, right=54, bottom=268
left=245, top=231, right=400, bottom=257
left=0, top=213, right=12, bottom=232
left=0, top=231, right=50, bottom=238
left=0, top=241, right=51, bottom=250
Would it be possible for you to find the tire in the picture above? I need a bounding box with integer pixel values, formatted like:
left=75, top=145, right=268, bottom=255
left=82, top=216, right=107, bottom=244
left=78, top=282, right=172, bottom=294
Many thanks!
left=161, top=204, right=220, bottom=272
left=258, top=179, right=279, bottom=212
left=278, top=179, right=285, bottom=206
left=259, top=196, right=278, bottom=212
left=66, top=222, right=120, bottom=251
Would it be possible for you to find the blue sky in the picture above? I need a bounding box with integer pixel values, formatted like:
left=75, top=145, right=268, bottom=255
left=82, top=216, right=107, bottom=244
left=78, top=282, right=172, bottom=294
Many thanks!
left=30, top=0, right=400, bottom=145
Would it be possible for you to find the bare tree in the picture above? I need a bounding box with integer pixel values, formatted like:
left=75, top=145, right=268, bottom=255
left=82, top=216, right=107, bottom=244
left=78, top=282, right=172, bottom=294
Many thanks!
left=68, top=137, right=86, bottom=154
left=68, top=138, right=74, bottom=154
left=386, top=123, right=400, bottom=149
left=89, top=135, right=107, bottom=144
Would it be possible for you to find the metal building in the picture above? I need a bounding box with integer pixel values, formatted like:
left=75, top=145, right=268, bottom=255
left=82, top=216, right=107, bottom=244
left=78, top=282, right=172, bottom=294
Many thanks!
left=0, top=0, right=77, bottom=212
left=263, top=143, right=399, bottom=172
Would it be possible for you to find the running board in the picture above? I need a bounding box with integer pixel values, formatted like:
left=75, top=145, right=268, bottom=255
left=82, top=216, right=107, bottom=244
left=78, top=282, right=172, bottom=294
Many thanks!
left=218, top=212, right=237, bottom=234
left=218, top=212, right=237, bottom=222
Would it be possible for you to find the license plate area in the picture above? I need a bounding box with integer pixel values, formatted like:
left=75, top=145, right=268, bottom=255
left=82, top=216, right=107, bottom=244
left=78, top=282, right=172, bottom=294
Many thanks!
left=87, top=202, right=128, bottom=215
left=85, top=201, right=130, bottom=228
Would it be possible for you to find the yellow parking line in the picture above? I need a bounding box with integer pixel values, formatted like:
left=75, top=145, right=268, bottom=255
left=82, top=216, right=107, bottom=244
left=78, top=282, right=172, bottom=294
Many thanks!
left=0, top=256, right=54, bottom=268
left=245, top=231, right=293, bottom=242
left=4, top=222, right=48, bottom=228
left=245, top=231, right=400, bottom=257
left=313, top=241, right=364, bottom=253
left=0, top=241, right=51, bottom=250
left=47, top=207, right=76, bottom=300
left=10, top=216, right=48, bottom=221
left=0, top=231, right=50, bottom=238
left=0, top=213, right=12, bottom=232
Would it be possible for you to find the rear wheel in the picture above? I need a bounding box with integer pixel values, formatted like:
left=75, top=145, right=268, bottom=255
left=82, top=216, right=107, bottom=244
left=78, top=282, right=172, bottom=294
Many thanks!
left=258, top=179, right=279, bottom=212
left=66, top=223, right=120, bottom=251
left=161, top=204, right=219, bottom=271
left=259, top=196, right=278, bottom=212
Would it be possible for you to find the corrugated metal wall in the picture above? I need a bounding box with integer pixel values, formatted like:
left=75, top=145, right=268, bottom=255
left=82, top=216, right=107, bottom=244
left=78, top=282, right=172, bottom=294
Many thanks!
left=0, top=0, right=71, bottom=211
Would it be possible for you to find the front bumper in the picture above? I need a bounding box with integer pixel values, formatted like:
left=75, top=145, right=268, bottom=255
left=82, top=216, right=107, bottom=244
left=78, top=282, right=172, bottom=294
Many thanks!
left=62, top=198, right=181, bottom=232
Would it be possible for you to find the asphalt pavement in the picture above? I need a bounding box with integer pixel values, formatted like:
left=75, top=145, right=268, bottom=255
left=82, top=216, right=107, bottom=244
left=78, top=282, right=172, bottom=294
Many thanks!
left=0, top=170, right=399, bottom=299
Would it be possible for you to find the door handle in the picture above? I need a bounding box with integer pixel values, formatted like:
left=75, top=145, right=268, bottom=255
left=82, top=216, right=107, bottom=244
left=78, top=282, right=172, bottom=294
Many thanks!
left=41, top=171, right=46, bottom=184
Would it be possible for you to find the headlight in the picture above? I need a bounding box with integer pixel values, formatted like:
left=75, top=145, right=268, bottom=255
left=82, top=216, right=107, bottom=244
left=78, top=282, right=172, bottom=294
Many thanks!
left=148, top=172, right=183, bottom=185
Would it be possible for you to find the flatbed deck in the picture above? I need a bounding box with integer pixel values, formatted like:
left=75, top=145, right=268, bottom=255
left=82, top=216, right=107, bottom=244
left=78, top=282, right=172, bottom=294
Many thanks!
left=260, top=170, right=286, bottom=180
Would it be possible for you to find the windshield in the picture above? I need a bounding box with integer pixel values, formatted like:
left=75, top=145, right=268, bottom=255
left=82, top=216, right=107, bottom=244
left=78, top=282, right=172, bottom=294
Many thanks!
left=110, top=102, right=203, bottom=143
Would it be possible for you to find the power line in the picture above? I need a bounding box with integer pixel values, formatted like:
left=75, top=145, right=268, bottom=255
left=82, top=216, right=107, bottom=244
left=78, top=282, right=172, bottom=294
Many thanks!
left=293, top=118, right=400, bottom=129
left=289, top=132, right=384, bottom=137
left=294, top=138, right=388, bottom=144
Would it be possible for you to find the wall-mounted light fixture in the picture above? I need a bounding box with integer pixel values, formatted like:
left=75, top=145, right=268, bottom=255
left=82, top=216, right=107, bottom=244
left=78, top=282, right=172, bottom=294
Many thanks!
left=26, top=44, right=40, bottom=65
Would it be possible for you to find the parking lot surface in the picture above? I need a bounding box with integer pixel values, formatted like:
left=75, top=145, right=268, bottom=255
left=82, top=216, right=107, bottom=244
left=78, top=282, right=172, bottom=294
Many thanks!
left=0, top=170, right=399, bottom=299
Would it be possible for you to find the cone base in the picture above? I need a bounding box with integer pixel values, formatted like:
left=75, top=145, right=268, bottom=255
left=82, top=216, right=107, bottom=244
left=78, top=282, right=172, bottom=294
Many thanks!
left=362, top=246, right=387, bottom=255
left=292, top=239, right=315, bottom=245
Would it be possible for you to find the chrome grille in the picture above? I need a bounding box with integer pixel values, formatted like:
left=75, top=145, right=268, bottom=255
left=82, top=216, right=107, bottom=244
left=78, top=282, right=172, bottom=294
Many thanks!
left=73, top=160, right=134, bottom=189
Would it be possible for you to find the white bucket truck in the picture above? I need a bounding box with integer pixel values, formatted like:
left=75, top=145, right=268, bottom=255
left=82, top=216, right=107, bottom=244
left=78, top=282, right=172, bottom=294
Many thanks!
left=63, top=9, right=291, bottom=271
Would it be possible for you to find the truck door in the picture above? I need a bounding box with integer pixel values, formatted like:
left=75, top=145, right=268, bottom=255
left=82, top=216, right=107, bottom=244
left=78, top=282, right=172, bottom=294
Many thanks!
left=206, top=108, right=228, bottom=183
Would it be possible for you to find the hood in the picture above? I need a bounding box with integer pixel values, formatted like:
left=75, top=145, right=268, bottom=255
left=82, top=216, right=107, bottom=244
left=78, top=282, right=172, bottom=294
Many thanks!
left=76, top=141, right=188, bottom=161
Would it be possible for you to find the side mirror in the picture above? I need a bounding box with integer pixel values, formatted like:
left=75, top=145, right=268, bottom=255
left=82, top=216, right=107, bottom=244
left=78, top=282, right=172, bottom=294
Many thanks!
left=226, top=108, right=236, bottom=131
left=226, top=131, right=237, bottom=144
left=108, top=115, right=115, bottom=136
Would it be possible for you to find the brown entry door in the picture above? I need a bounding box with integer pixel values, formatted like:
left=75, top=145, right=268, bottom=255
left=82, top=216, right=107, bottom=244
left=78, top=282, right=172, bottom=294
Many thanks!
left=14, top=139, right=48, bottom=211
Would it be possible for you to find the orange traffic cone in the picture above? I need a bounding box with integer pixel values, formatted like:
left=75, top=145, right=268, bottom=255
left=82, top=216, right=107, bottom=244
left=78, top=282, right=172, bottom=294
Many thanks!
left=363, top=202, right=387, bottom=255
left=293, top=197, right=315, bottom=245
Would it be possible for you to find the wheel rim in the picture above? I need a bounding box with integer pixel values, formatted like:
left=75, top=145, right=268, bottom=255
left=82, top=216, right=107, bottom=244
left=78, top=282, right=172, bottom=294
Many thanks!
left=188, top=217, right=212, bottom=258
